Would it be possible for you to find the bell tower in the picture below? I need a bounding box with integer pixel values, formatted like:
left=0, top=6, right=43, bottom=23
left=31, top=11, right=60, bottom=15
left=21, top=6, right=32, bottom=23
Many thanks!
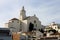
left=20, top=6, right=26, bottom=20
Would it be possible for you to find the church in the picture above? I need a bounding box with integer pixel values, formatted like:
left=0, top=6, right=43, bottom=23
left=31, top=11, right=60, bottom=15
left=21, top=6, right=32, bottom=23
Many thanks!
left=5, top=6, right=43, bottom=32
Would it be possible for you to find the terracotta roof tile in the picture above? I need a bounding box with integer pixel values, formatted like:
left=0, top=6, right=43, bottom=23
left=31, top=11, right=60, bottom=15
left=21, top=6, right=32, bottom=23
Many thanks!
left=11, top=18, right=19, bottom=20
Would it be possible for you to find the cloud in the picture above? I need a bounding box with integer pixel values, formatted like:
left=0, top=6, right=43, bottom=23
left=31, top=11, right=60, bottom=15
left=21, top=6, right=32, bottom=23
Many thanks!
left=25, top=0, right=60, bottom=25
left=0, top=0, right=60, bottom=27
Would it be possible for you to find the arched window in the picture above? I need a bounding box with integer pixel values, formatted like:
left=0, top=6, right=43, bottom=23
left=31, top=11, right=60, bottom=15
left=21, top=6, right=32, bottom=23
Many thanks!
left=34, top=20, right=36, bottom=23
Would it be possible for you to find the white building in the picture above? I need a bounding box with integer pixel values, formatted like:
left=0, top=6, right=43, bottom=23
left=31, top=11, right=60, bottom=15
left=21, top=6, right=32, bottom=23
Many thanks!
left=5, top=18, right=20, bottom=32
left=5, top=6, right=43, bottom=32
left=45, top=22, right=60, bottom=33
left=48, top=22, right=58, bottom=31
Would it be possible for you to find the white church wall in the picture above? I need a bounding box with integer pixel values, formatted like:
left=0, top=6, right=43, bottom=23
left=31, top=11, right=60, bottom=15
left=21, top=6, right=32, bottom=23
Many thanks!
left=28, top=16, right=42, bottom=30
left=21, top=20, right=28, bottom=32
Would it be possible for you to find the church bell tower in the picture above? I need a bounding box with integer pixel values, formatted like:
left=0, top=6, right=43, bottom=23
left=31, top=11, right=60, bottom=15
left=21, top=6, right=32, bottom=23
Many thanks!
left=20, top=6, right=26, bottom=20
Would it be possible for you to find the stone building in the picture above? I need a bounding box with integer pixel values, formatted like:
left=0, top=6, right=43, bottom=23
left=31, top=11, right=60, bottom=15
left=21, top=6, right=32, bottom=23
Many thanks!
left=5, top=6, right=43, bottom=32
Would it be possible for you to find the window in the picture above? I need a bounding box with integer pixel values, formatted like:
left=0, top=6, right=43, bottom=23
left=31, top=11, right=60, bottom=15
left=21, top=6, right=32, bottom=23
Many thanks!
left=34, top=24, right=37, bottom=27
left=12, top=21, right=14, bottom=23
left=34, top=20, right=36, bottom=23
left=55, top=27, right=57, bottom=29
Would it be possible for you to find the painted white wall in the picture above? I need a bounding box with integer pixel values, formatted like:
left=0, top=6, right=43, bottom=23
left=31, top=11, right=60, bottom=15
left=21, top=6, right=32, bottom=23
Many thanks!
left=5, top=20, right=20, bottom=32
left=21, top=20, right=28, bottom=32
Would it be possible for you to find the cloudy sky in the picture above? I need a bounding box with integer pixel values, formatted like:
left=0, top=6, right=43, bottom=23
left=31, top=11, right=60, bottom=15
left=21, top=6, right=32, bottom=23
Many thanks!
left=0, top=0, right=60, bottom=27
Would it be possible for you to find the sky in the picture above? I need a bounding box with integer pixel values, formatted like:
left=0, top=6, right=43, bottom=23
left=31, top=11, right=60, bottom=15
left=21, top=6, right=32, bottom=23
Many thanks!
left=0, top=0, right=60, bottom=27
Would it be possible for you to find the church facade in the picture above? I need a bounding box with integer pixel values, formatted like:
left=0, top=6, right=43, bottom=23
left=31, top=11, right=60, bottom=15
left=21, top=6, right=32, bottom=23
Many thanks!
left=5, top=6, right=43, bottom=32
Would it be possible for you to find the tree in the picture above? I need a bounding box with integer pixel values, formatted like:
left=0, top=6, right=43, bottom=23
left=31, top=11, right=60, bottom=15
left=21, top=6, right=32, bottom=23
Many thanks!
left=49, top=29, right=57, bottom=33
left=39, top=28, right=44, bottom=33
